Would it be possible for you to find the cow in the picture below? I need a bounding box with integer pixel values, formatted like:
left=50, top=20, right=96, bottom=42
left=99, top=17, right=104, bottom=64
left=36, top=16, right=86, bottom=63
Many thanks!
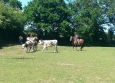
left=22, top=40, right=38, bottom=52
left=38, top=39, right=58, bottom=53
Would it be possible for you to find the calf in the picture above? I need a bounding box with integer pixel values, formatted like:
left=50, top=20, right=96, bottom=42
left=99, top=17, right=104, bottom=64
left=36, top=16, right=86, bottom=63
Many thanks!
left=38, top=39, right=58, bottom=53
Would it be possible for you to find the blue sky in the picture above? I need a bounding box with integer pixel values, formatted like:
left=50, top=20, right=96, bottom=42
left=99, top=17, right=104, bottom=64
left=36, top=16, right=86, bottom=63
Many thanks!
left=19, top=0, right=68, bottom=7
left=19, top=0, right=31, bottom=7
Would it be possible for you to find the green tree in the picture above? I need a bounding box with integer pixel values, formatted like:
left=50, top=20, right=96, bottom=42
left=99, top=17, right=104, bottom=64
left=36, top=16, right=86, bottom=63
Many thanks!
left=69, top=0, right=115, bottom=45
left=9, top=0, right=22, bottom=10
left=0, top=1, right=25, bottom=41
left=0, top=0, right=22, bottom=10
left=24, top=0, right=72, bottom=38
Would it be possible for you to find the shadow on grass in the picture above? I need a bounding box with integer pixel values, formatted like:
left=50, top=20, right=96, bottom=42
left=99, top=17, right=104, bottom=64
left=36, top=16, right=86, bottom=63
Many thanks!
left=12, top=57, right=38, bottom=60
left=41, top=52, right=59, bottom=53
left=0, top=39, right=114, bottom=50
left=0, top=40, right=18, bottom=49
left=4, top=57, right=38, bottom=60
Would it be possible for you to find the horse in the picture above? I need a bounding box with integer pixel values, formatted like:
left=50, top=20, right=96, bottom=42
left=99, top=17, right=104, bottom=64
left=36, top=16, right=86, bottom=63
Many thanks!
left=70, top=36, right=84, bottom=51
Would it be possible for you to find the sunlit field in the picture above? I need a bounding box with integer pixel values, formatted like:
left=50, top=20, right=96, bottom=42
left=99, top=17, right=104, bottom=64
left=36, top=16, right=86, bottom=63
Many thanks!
left=0, top=44, right=115, bottom=83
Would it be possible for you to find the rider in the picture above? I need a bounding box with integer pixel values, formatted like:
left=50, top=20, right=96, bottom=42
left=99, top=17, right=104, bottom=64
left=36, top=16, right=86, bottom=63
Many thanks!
left=74, top=32, right=80, bottom=45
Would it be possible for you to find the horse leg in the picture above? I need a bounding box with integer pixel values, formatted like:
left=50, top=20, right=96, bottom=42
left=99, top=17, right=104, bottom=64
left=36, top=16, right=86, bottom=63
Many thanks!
left=80, top=46, right=82, bottom=51
left=73, top=44, right=74, bottom=49
left=80, top=44, right=83, bottom=51
left=75, top=45, right=77, bottom=51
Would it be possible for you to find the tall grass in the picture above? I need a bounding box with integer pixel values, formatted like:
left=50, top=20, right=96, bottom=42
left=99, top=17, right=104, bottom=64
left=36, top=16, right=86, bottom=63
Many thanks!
left=0, top=45, right=115, bottom=83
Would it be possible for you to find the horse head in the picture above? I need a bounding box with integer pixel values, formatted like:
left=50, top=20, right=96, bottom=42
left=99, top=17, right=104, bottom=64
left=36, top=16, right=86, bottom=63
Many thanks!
left=70, top=36, right=74, bottom=41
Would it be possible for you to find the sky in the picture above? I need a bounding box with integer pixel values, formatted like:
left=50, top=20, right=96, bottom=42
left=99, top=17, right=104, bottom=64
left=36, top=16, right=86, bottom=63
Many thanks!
left=19, top=0, right=32, bottom=8
left=19, top=0, right=68, bottom=7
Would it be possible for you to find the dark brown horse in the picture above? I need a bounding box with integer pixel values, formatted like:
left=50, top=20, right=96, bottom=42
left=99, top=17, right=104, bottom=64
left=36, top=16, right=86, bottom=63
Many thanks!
left=70, top=36, right=84, bottom=51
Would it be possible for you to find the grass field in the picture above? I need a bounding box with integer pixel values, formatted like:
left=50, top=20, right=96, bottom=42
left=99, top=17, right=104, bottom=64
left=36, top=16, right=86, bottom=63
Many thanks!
left=0, top=44, right=115, bottom=83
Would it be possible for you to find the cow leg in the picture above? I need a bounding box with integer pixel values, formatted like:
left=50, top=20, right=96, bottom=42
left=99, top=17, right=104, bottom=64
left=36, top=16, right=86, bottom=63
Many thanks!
left=26, top=47, right=30, bottom=53
left=34, top=45, right=37, bottom=51
left=46, top=47, right=48, bottom=52
left=31, top=44, right=35, bottom=52
left=42, top=46, right=46, bottom=53
left=33, top=46, right=35, bottom=52
left=35, top=42, right=38, bottom=51
left=26, top=47, right=29, bottom=53
left=32, top=46, right=35, bottom=52
left=54, top=45, right=56, bottom=53
left=24, top=44, right=28, bottom=52
left=54, top=45, right=58, bottom=53
left=27, top=47, right=29, bottom=52
left=56, top=46, right=58, bottom=52
left=25, top=47, right=28, bottom=53
left=29, top=47, right=32, bottom=52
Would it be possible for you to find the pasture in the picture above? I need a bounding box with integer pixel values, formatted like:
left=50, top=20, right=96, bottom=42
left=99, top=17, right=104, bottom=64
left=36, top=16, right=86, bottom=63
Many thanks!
left=0, top=45, right=115, bottom=83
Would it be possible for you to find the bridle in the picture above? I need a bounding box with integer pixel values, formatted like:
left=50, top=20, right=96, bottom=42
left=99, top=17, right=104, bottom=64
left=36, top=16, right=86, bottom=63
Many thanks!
left=70, top=36, right=74, bottom=41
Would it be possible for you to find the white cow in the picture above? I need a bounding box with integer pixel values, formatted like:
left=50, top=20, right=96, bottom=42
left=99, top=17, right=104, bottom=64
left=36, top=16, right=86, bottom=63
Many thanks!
left=38, top=39, right=58, bottom=53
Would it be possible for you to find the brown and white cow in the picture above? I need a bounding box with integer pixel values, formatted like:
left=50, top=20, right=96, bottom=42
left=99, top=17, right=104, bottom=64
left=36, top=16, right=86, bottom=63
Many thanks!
left=38, top=39, right=58, bottom=53
left=22, top=40, right=38, bottom=52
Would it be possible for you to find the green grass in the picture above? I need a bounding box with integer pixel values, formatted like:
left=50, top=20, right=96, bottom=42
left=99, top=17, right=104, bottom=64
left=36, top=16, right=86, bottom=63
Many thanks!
left=0, top=45, right=115, bottom=83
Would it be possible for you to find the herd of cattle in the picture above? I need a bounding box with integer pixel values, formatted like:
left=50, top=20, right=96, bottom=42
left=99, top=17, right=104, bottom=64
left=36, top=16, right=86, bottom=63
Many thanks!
left=22, top=37, right=58, bottom=53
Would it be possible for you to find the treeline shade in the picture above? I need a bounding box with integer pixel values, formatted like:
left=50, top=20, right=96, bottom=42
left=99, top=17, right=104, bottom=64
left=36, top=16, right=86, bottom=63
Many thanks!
left=0, top=0, right=115, bottom=46
left=0, top=1, right=25, bottom=41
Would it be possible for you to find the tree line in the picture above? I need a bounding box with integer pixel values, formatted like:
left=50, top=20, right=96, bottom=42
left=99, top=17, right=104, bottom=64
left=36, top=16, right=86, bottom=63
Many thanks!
left=0, top=0, right=115, bottom=46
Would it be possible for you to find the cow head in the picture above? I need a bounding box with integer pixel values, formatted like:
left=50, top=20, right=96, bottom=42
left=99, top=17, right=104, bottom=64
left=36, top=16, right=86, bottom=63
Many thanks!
left=38, top=40, right=44, bottom=45
left=22, top=44, right=26, bottom=49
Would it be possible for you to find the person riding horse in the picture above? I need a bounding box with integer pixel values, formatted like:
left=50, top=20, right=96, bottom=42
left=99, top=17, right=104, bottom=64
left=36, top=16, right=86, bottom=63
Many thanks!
left=70, top=34, right=84, bottom=51
left=74, top=32, right=80, bottom=45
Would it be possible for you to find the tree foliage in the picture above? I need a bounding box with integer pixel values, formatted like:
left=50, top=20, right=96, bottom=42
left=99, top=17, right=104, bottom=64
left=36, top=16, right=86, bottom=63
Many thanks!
left=67, top=0, right=115, bottom=45
left=24, top=0, right=72, bottom=38
left=0, top=1, right=25, bottom=41
left=0, top=0, right=115, bottom=46
left=1, top=0, right=22, bottom=10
